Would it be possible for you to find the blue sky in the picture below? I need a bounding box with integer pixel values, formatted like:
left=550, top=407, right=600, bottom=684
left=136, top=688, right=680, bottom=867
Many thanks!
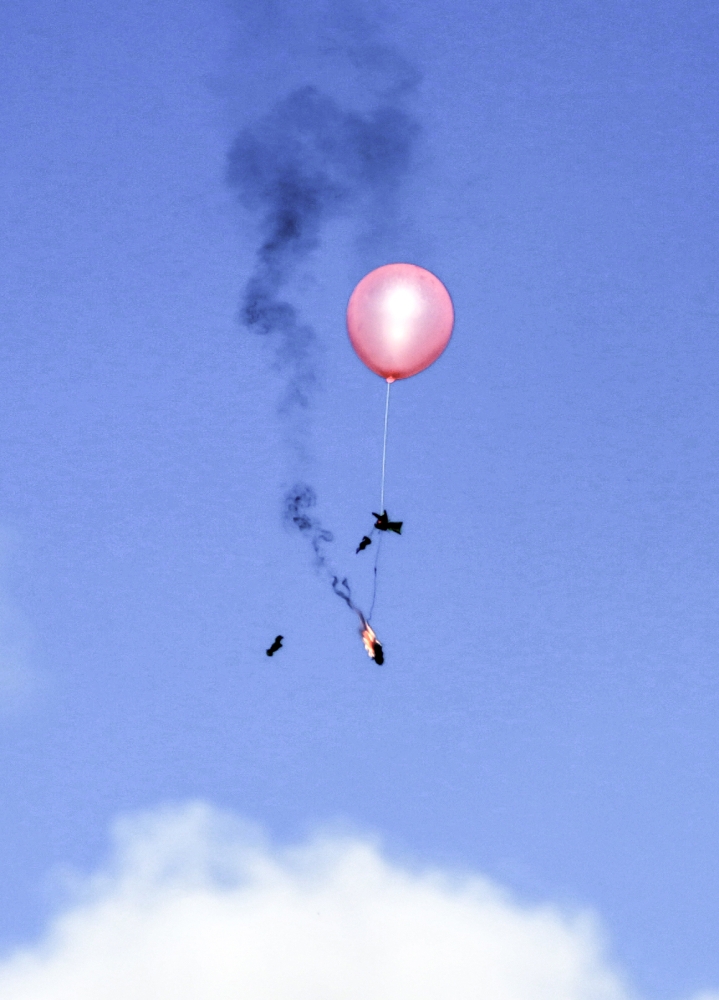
left=1, top=0, right=718, bottom=996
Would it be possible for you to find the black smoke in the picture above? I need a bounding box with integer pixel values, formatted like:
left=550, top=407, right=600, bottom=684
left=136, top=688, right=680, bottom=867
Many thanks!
left=227, top=84, right=418, bottom=413
left=284, top=485, right=364, bottom=621
left=227, top=57, right=419, bottom=617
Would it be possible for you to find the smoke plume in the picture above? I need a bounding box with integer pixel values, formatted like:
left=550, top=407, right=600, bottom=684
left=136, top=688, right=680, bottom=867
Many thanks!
left=227, top=84, right=418, bottom=412
left=284, top=485, right=364, bottom=620
left=227, top=39, right=420, bottom=614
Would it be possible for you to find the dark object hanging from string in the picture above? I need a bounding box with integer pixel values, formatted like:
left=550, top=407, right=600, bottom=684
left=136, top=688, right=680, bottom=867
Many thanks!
left=373, top=511, right=402, bottom=534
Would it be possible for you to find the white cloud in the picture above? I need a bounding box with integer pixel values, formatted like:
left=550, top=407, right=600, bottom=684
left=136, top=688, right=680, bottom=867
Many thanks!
left=0, top=802, right=711, bottom=1000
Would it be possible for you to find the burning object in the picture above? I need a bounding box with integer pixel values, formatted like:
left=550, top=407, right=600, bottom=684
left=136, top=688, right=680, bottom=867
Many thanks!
left=361, top=620, right=384, bottom=665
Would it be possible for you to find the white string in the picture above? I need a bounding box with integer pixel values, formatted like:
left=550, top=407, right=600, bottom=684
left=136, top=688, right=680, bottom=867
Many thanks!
left=369, top=380, right=392, bottom=624
left=379, top=379, right=392, bottom=512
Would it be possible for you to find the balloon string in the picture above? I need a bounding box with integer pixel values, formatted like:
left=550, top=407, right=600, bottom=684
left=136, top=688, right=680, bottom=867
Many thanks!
left=379, top=379, right=392, bottom=512
left=369, top=380, right=391, bottom=625
left=368, top=531, right=382, bottom=623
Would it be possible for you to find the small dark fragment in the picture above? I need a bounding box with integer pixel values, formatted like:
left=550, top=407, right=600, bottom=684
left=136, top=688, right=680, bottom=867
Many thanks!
left=356, top=535, right=372, bottom=553
left=266, top=635, right=283, bottom=656
left=372, top=640, right=384, bottom=665
left=372, top=511, right=402, bottom=535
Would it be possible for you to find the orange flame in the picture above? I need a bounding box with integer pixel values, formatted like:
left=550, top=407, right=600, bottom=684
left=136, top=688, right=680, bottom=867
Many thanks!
left=361, top=621, right=377, bottom=658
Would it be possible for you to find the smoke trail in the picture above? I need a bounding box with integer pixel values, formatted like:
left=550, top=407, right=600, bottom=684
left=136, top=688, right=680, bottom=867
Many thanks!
left=227, top=84, right=418, bottom=414
left=284, top=485, right=364, bottom=622
left=283, top=485, right=333, bottom=571
left=227, top=37, right=420, bottom=614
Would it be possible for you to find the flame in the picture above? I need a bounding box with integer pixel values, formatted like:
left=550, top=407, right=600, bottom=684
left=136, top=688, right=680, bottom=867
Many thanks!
left=361, top=621, right=378, bottom=658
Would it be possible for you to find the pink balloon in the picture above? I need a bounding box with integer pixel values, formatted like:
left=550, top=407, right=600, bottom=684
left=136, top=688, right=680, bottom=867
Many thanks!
left=346, top=263, right=454, bottom=382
